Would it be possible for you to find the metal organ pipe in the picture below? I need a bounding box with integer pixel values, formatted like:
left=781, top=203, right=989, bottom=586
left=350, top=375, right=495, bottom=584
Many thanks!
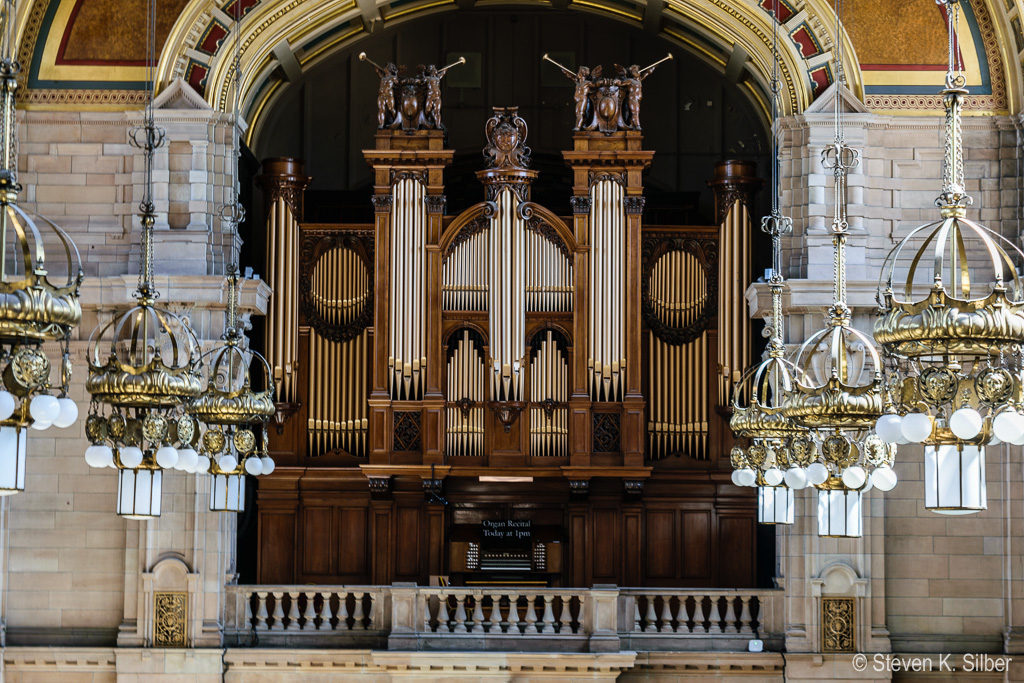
left=446, top=330, right=484, bottom=456
left=718, top=202, right=750, bottom=407
left=529, top=331, right=568, bottom=457
left=267, top=195, right=300, bottom=404
left=488, top=188, right=525, bottom=402
left=389, top=178, right=427, bottom=400
left=589, top=179, right=625, bottom=401
left=525, top=227, right=573, bottom=312
left=647, top=249, right=710, bottom=460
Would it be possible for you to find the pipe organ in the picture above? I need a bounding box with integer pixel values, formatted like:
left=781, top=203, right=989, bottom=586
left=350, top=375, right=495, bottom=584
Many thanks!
left=390, top=177, right=428, bottom=401
left=588, top=179, right=626, bottom=402
left=257, top=62, right=765, bottom=591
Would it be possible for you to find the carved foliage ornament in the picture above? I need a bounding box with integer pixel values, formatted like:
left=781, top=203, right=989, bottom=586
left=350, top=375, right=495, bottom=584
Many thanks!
left=641, top=234, right=718, bottom=345
left=393, top=411, right=422, bottom=451
left=298, top=230, right=375, bottom=343
left=153, top=592, right=187, bottom=648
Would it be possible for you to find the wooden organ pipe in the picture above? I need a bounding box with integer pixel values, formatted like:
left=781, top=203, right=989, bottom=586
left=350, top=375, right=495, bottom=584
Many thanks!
left=647, top=249, right=710, bottom=459
left=529, top=331, right=568, bottom=457
left=442, top=228, right=489, bottom=311
left=525, top=227, right=573, bottom=312
left=389, top=178, right=427, bottom=400
left=718, top=201, right=750, bottom=408
left=445, top=330, right=485, bottom=456
left=488, top=187, right=525, bottom=402
left=588, top=179, right=625, bottom=401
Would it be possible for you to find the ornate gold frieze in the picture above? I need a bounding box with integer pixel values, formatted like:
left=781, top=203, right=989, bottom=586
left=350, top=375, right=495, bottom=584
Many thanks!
left=153, top=591, right=187, bottom=648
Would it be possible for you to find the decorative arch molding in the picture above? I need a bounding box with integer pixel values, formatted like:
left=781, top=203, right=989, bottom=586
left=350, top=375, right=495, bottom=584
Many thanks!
left=148, top=0, right=865, bottom=143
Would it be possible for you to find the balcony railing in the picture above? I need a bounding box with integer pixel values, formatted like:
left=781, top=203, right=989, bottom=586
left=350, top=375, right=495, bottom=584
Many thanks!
left=225, top=585, right=782, bottom=652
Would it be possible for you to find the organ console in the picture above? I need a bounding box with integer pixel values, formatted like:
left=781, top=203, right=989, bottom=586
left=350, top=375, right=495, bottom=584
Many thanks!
left=255, top=60, right=762, bottom=589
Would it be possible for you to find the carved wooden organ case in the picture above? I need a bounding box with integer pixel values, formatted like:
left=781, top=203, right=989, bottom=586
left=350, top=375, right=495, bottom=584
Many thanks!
left=262, top=116, right=761, bottom=475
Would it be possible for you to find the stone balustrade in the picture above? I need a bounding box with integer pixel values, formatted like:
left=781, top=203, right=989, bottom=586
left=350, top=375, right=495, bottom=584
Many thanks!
left=225, top=584, right=781, bottom=652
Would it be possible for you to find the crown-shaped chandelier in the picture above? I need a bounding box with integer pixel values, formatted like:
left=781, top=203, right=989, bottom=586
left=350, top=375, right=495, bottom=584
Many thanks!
left=189, top=8, right=277, bottom=512
left=0, top=2, right=83, bottom=494
left=728, top=0, right=802, bottom=526
left=84, top=0, right=203, bottom=518
left=873, top=0, right=1024, bottom=515
left=777, top=0, right=896, bottom=538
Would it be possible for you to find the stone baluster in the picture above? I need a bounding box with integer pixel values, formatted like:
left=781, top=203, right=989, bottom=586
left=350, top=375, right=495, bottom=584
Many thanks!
left=271, top=592, right=285, bottom=630
left=424, top=595, right=434, bottom=632
left=643, top=595, right=657, bottom=633
left=723, top=595, right=739, bottom=634
left=576, top=594, right=585, bottom=636
left=470, top=594, right=485, bottom=633
left=302, top=591, right=317, bottom=630
left=739, top=596, right=754, bottom=635
left=676, top=595, right=691, bottom=633
left=438, top=593, right=452, bottom=632
left=353, top=591, right=367, bottom=630
left=508, top=593, right=521, bottom=634
left=286, top=592, right=301, bottom=630
left=255, top=592, right=269, bottom=630
left=453, top=593, right=469, bottom=633
left=524, top=594, right=540, bottom=633
left=694, top=596, right=708, bottom=634
left=709, top=595, right=724, bottom=634
left=659, top=595, right=673, bottom=633
left=633, top=599, right=641, bottom=632
left=540, top=594, right=555, bottom=633
left=244, top=593, right=254, bottom=630
left=336, top=592, right=350, bottom=631
left=488, top=594, right=503, bottom=633
left=559, top=595, right=572, bottom=633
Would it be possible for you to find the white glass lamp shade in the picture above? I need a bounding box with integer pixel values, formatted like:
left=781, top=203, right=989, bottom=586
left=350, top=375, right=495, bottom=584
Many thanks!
left=924, top=444, right=986, bottom=514
left=949, top=408, right=983, bottom=440
left=116, top=467, right=162, bottom=519
left=0, top=426, right=28, bottom=494
left=784, top=467, right=808, bottom=489
left=817, top=483, right=863, bottom=538
left=758, top=485, right=794, bottom=525
left=875, top=414, right=903, bottom=443
left=901, top=412, right=933, bottom=443
left=762, top=468, right=784, bottom=487
left=210, top=471, right=245, bottom=512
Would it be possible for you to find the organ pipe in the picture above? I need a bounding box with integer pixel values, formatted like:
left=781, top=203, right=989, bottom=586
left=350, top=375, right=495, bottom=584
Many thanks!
left=529, top=330, right=568, bottom=457
left=390, top=178, right=427, bottom=400
left=588, top=179, right=625, bottom=401
left=488, top=187, right=526, bottom=402
left=525, top=228, right=573, bottom=312
left=718, top=201, right=750, bottom=407
left=266, top=194, right=300, bottom=404
left=307, top=328, right=369, bottom=457
left=445, top=329, right=485, bottom=456
left=442, top=228, right=489, bottom=311
left=648, top=331, right=709, bottom=460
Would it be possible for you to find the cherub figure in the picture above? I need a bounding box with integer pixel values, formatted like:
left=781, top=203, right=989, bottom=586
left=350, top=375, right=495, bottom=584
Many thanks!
left=423, top=57, right=466, bottom=128
left=360, top=54, right=399, bottom=128
left=616, top=63, right=657, bottom=130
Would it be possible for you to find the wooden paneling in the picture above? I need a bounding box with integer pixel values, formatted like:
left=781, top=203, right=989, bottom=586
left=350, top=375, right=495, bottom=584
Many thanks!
left=339, top=507, right=368, bottom=577
left=301, top=507, right=333, bottom=576
left=259, top=513, right=296, bottom=584
left=256, top=471, right=756, bottom=588
left=645, top=509, right=676, bottom=579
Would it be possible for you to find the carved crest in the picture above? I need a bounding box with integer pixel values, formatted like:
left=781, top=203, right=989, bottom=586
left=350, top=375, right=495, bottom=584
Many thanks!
left=483, top=107, right=531, bottom=170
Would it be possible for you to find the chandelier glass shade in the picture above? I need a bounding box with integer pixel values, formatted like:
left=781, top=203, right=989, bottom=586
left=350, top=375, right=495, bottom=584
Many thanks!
left=190, top=270, right=277, bottom=513
left=872, top=0, right=1020, bottom=515
left=0, top=57, right=83, bottom=495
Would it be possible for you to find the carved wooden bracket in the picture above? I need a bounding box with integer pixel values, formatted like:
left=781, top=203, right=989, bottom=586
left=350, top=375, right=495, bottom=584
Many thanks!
left=488, top=401, right=527, bottom=433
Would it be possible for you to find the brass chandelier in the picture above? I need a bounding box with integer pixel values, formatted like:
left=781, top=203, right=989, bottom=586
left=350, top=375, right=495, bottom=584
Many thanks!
left=188, top=0, right=276, bottom=513
left=873, top=0, right=1024, bottom=514
left=0, top=7, right=83, bottom=495
left=778, top=0, right=895, bottom=538
left=728, top=0, right=802, bottom=526
left=84, top=0, right=204, bottom=518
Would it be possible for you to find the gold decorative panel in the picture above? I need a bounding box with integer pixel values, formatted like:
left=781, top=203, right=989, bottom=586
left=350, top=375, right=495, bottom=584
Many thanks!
left=822, top=597, right=855, bottom=652
left=154, top=592, right=187, bottom=648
